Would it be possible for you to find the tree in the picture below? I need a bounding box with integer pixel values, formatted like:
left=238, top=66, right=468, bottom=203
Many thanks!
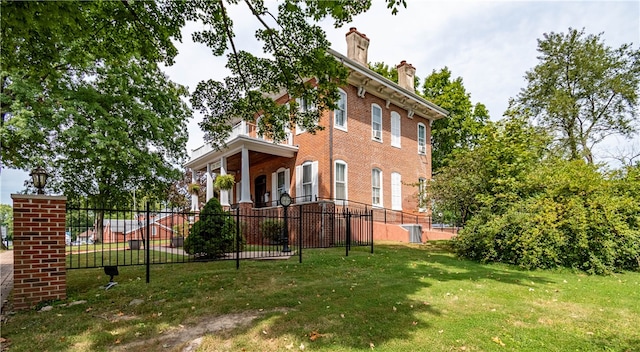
left=513, top=28, right=640, bottom=164
left=422, top=67, right=489, bottom=171
left=2, top=0, right=406, bottom=177
left=0, top=204, right=12, bottom=249
left=369, top=62, right=420, bottom=90
left=428, top=116, right=550, bottom=226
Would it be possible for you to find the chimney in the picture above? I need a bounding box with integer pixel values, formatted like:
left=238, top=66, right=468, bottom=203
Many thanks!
left=345, top=27, right=370, bottom=66
left=397, top=60, right=416, bottom=92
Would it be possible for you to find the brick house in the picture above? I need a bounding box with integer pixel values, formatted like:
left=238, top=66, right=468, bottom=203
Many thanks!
left=185, top=28, right=447, bottom=231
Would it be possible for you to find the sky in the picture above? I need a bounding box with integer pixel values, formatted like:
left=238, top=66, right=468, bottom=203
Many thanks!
left=1, top=0, right=639, bottom=205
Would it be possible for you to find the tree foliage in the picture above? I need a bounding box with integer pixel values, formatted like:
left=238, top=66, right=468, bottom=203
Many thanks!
left=454, top=159, right=640, bottom=274
left=429, top=116, right=550, bottom=226
left=184, top=198, right=236, bottom=258
left=512, top=28, right=640, bottom=164
left=1, top=1, right=191, bottom=207
left=422, top=67, right=490, bottom=171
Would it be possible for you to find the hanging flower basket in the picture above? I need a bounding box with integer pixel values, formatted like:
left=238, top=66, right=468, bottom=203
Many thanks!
left=214, top=174, right=235, bottom=190
left=188, top=183, right=201, bottom=195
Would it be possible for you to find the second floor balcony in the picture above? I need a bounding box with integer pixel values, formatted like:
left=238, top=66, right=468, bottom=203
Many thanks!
left=191, top=120, right=294, bottom=161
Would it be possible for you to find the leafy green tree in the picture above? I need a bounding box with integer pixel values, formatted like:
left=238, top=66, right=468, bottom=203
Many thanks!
left=184, top=198, right=236, bottom=259
left=512, top=28, right=640, bottom=164
left=429, top=116, right=550, bottom=225
left=422, top=67, right=490, bottom=171
left=369, top=62, right=420, bottom=90
left=0, top=204, right=12, bottom=249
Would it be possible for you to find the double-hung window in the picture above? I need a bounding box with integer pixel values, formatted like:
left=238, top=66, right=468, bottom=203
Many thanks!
left=371, top=104, right=382, bottom=141
left=335, top=160, right=348, bottom=203
left=372, top=168, right=382, bottom=207
left=391, top=172, right=402, bottom=210
left=391, top=111, right=401, bottom=148
left=296, top=161, right=318, bottom=202
left=271, top=168, right=290, bottom=206
left=334, top=89, right=347, bottom=131
left=296, top=96, right=316, bottom=135
left=417, top=123, right=426, bottom=154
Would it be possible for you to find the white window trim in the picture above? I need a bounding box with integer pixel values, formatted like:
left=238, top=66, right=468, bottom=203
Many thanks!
left=418, top=122, right=426, bottom=155
left=334, top=89, right=347, bottom=132
left=295, top=161, right=318, bottom=203
left=371, top=104, right=382, bottom=143
left=372, top=168, right=383, bottom=207
left=295, top=96, right=317, bottom=135
left=271, top=167, right=291, bottom=207
left=334, top=160, right=348, bottom=205
left=391, top=172, right=402, bottom=211
left=418, top=177, right=427, bottom=213
left=391, top=111, right=401, bottom=148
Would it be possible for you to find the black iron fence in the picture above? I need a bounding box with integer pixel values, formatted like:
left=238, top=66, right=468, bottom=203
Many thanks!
left=65, top=201, right=373, bottom=275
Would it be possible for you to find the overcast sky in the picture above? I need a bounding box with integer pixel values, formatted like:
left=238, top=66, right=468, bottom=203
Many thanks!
left=2, top=0, right=639, bottom=205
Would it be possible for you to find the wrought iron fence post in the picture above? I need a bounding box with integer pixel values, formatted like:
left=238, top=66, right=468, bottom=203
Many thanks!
left=345, top=210, right=351, bottom=257
left=370, top=209, right=374, bottom=254
left=236, top=208, right=240, bottom=270
left=145, top=202, right=150, bottom=284
left=298, top=205, right=303, bottom=263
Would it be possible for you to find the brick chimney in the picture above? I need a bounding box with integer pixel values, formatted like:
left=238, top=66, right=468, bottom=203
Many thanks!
left=345, top=27, right=370, bottom=66
left=397, top=60, right=416, bottom=92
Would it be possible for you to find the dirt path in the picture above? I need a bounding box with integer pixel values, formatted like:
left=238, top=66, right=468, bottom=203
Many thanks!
left=112, top=308, right=291, bottom=352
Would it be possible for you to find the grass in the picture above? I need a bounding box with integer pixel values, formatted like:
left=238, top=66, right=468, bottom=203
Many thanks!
left=2, top=242, right=639, bottom=351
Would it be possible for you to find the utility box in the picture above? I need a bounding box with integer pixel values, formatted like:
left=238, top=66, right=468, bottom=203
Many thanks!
left=401, top=224, right=423, bottom=243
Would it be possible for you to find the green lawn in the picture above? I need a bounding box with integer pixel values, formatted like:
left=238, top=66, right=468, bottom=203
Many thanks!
left=2, top=242, right=639, bottom=351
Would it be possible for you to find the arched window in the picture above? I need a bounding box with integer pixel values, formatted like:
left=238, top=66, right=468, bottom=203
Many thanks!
left=371, top=104, right=382, bottom=142
left=391, top=172, right=402, bottom=210
left=372, top=168, right=382, bottom=207
left=334, top=89, right=347, bottom=131
left=417, top=123, right=426, bottom=154
left=391, top=111, right=401, bottom=147
left=335, top=160, right=348, bottom=203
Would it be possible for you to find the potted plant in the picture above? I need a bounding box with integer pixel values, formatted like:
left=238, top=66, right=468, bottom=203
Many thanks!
left=214, top=174, right=235, bottom=191
left=188, top=183, right=201, bottom=195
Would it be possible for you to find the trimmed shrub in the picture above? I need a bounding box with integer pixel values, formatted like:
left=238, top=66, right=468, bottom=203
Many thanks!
left=260, top=219, right=285, bottom=244
left=184, top=198, right=236, bottom=258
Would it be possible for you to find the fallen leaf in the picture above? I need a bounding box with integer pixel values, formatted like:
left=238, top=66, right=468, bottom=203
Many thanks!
left=85, top=307, right=93, bottom=313
left=309, top=331, right=321, bottom=341
left=262, top=330, right=268, bottom=335
left=115, top=339, right=121, bottom=344
left=393, top=306, right=397, bottom=312
left=412, top=321, right=418, bottom=325
left=492, top=336, right=505, bottom=346
left=369, top=342, right=375, bottom=349
left=299, top=343, right=305, bottom=350
left=340, top=313, right=345, bottom=318
left=285, top=343, right=294, bottom=350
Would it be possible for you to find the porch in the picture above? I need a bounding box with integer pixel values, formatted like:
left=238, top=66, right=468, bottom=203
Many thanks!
left=186, top=120, right=298, bottom=210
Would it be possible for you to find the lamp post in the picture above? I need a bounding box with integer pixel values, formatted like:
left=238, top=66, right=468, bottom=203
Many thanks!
left=279, top=192, right=292, bottom=253
left=29, top=166, right=49, bottom=195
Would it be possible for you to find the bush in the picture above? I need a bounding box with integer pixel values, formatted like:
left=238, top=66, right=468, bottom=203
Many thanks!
left=453, top=160, right=640, bottom=274
left=260, top=219, right=285, bottom=244
left=184, top=198, right=237, bottom=258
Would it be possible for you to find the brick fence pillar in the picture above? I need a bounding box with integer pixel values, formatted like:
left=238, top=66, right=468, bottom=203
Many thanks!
left=11, top=194, right=67, bottom=310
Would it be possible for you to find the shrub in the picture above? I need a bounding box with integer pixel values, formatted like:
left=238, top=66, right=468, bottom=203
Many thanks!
left=184, top=198, right=236, bottom=258
left=260, top=219, right=285, bottom=244
left=453, top=160, right=640, bottom=274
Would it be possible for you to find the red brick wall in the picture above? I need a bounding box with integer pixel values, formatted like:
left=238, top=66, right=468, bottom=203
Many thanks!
left=290, top=84, right=432, bottom=212
left=11, top=195, right=67, bottom=310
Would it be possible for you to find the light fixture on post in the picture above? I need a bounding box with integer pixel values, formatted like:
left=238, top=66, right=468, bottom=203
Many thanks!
left=279, top=192, right=292, bottom=253
left=29, top=166, right=49, bottom=195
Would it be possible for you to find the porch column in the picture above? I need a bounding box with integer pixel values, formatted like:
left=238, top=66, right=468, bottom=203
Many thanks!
left=220, top=156, right=230, bottom=206
left=206, top=163, right=214, bottom=202
left=240, top=145, right=252, bottom=204
left=190, top=169, right=199, bottom=211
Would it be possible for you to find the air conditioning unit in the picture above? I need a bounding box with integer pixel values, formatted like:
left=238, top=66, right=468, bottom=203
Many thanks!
left=372, top=130, right=382, bottom=140
left=418, top=145, right=426, bottom=154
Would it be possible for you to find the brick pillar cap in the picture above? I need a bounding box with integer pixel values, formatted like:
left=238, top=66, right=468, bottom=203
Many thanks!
left=11, top=194, right=67, bottom=201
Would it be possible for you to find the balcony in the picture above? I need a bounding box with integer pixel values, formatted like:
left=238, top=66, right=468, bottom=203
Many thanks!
left=191, top=121, right=293, bottom=161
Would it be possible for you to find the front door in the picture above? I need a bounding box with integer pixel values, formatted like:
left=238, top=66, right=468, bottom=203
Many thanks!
left=255, top=175, right=267, bottom=208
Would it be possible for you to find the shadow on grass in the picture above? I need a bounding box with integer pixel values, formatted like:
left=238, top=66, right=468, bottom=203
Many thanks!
left=5, top=242, right=563, bottom=351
